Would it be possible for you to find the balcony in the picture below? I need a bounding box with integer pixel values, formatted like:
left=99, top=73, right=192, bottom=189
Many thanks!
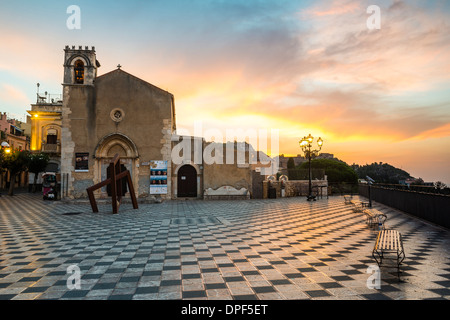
left=41, top=143, right=61, bottom=154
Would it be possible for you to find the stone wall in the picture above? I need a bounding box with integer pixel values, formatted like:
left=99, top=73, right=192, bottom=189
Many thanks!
left=262, top=180, right=328, bottom=199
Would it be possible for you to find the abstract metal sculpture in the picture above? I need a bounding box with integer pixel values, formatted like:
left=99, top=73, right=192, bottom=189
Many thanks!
left=87, top=153, right=138, bottom=214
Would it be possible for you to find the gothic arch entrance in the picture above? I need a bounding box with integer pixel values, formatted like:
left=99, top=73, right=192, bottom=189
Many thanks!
left=177, top=165, right=197, bottom=198
left=94, top=133, right=139, bottom=198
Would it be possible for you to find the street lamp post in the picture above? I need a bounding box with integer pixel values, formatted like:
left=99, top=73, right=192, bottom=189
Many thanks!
left=299, top=134, right=323, bottom=201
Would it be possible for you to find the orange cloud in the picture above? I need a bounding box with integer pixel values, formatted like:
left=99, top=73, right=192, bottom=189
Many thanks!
left=309, top=0, right=361, bottom=17
left=410, top=123, right=450, bottom=141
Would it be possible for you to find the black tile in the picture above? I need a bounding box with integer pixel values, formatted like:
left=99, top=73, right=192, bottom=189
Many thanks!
left=331, top=275, right=353, bottom=281
left=61, top=290, right=89, bottom=299
left=362, top=293, right=392, bottom=300
left=320, top=258, right=336, bottom=262
left=108, top=294, right=134, bottom=300
left=105, top=268, right=126, bottom=274
left=224, top=276, right=245, bottom=282
left=15, top=268, right=36, bottom=273
left=95, top=262, right=113, bottom=266
left=255, top=265, right=274, bottom=270
left=319, top=282, right=343, bottom=289
left=163, top=265, right=181, bottom=271
left=284, top=273, right=305, bottom=279
left=297, top=267, right=316, bottom=273
left=233, top=294, right=258, bottom=300
left=253, top=286, right=276, bottom=293
left=270, top=261, right=287, bottom=265
left=23, top=286, right=49, bottom=293
left=380, top=285, right=401, bottom=292
left=183, top=273, right=201, bottom=279
left=429, top=288, right=450, bottom=296
left=342, top=269, right=362, bottom=275
left=434, top=280, right=450, bottom=287
left=306, top=290, right=331, bottom=298
left=18, top=276, right=41, bottom=282
left=201, top=268, right=219, bottom=273
left=129, top=263, right=146, bottom=268
left=160, top=279, right=181, bottom=286
left=242, top=270, right=260, bottom=276
left=311, top=262, right=327, bottom=267
left=135, top=287, right=159, bottom=294
left=143, top=270, right=162, bottom=276
left=92, top=283, right=116, bottom=290
left=205, top=283, right=227, bottom=290
left=83, top=273, right=103, bottom=280
left=183, top=291, right=207, bottom=299
left=218, top=263, right=234, bottom=268
left=270, top=279, right=292, bottom=285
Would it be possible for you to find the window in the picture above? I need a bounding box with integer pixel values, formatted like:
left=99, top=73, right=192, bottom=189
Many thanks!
left=47, top=129, right=57, bottom=144
left=47, top=135, right=57, bottom=144
left=74, top=59, right=84, bottom=84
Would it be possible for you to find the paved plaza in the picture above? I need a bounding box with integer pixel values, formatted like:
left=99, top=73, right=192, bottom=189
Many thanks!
left=0, top=193, right=449, bottom=300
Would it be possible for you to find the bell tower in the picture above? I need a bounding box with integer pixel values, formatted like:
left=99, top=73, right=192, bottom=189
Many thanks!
left=61, top=45, right=100, bottom=199
left=63, top=45, right=100, bottom=86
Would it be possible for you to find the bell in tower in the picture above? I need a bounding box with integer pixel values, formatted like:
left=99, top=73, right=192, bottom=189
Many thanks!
left=63, top=45, right=101, bottom=86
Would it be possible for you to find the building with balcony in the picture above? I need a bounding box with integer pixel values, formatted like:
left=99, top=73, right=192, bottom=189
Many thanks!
left=26, top=90, right=62, bottom=175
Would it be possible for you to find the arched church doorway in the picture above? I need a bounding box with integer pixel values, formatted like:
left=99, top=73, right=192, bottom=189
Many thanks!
left=94, top=133, right=139, bottom=198
left=177, top=165, right=197, bottom=198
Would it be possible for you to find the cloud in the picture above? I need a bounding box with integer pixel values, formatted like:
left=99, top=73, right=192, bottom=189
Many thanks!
left=0, top=84, right=29, bottom=105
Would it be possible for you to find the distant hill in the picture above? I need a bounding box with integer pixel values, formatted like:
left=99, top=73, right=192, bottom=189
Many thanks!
left=351, top=162, right=413, bottom=184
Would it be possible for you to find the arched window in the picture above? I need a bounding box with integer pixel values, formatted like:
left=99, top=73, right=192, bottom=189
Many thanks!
left=74, top=60, right=84, bottom=84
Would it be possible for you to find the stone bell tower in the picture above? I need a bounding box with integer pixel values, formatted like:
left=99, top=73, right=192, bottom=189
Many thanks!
left=63, top=45, right=100, bottom=86
left=61, top=45, right=101, bottom=199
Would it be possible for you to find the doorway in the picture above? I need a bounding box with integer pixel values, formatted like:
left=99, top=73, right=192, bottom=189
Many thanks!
left=177, top=165, right=197, bottom=197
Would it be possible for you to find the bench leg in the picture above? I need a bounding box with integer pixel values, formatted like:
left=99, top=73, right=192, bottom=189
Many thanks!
left=372, top=249, right=383, bottom=267
left=396, top=249, right=405, bottom=279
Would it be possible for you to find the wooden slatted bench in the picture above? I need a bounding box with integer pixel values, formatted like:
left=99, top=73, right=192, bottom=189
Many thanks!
left=372, top=229, right=405, bottom=278
left=363, top=208, right=387, bottom=228
left=344, top=195, right=353, bottom=205
left=350, top=200, right=370, bottom=213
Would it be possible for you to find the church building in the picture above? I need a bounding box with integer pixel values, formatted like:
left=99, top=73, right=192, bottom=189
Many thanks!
left=58, top=46, right=271, bottom=201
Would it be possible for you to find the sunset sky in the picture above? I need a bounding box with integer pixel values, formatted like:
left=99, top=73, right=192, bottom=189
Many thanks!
left=1, top=0, right=449, bottom=184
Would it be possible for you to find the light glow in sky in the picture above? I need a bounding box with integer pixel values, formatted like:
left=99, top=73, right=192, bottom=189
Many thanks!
left=0, top=0, right=449, bottom=184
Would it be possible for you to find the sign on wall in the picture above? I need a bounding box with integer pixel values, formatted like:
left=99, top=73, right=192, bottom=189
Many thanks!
left=75, top=153, right=89, bottom=172
left=150, top=160, right=168, bottom=194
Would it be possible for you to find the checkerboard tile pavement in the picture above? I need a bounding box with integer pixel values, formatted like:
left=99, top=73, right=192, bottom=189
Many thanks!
left=0, top=193, right=449, bottom=300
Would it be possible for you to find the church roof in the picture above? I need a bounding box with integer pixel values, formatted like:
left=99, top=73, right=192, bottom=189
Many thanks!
left=96, top=68, right=173, bottom=97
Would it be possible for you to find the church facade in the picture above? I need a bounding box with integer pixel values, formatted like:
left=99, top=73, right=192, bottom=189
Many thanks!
left=59, top=46, right=271, bottom=201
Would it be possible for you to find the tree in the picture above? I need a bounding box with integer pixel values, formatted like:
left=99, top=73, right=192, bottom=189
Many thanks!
left=287, top=157, right=295, bottom=169
left=299, top=158, right=358, bottom=184
left=434, top=181, right=447, bottom=189
left=353, top=162, right=412, bottom=184
left=28, top=152, right=50, bottom=192
left=1, top=149, right=30, bottom=196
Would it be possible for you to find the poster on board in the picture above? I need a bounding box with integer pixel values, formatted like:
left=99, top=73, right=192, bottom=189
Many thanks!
left=75, top=153, right=89, bottom=172
left=150, top=160, right=168, bottom=194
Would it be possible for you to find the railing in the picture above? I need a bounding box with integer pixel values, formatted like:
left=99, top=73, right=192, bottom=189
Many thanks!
left=371, top=183, right=450, bottom=196
left=36, top=93, right=63, bottom=104
left=359, top=184, right=450, bottom=229
left=42, top=144, right=61, bottom=153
